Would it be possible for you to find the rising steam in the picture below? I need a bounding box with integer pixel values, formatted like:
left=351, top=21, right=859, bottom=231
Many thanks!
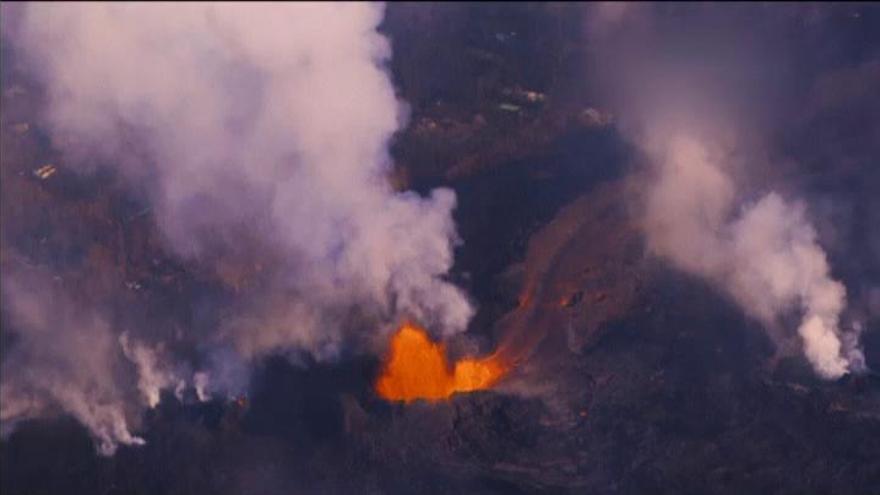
left=586, top=3, right=866, bottom=379
left=1, top=268, right=146, bottom=455
left=642, top=133, right=864, bottom=378
left=2, top=2, right=472, bottom=454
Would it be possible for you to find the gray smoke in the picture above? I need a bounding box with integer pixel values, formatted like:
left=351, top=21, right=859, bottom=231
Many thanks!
left=2, top=2, right=473, bottom=454
left=587, top=3, right=865, bottom=379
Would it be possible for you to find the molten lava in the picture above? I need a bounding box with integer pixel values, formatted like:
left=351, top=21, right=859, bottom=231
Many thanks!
left=375, top=323, right=508, bottom=402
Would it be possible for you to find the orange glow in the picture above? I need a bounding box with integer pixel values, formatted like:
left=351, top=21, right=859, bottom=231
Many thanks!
left=375, top=323, right=508, bottom=402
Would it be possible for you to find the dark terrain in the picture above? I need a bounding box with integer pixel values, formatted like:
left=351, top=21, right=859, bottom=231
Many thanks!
left=2, top=4, right=880, bottom=494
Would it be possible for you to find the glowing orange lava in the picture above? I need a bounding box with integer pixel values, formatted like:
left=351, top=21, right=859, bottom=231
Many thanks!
left=375, top=323, right=508, bottom=402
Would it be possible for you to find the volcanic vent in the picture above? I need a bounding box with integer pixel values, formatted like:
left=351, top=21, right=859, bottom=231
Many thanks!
left=375, top=323, right=508, bottom=402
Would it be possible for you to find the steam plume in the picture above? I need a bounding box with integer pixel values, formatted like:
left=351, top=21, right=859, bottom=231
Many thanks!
left=12, top=2, right=472, bottom=341
left=118, top=333, right=177, bottom=409
left=1, top=269, right=145, bottom=455
left=587, top=3, right=865, bottom=378
left=642, top=134, right=863, bottom=378
left=2, top=2, right=473, bottom=453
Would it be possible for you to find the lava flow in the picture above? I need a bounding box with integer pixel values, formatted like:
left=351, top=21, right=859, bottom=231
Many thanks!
left=375, top=323, right=508, bottom=402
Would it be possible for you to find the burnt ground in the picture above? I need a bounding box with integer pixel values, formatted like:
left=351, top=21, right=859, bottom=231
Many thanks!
left=3, top=4, right=880, bottom=495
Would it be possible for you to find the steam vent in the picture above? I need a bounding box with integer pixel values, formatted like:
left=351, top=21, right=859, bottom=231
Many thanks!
left=2, top=3, right=879, bottom=494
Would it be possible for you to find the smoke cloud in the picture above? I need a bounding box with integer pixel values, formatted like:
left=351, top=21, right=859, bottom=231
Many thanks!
left=2, top=2, right=473, bottom=453
left=12, top=2, right=472, bottom=339
left=586, top=3, right=866, bottom=379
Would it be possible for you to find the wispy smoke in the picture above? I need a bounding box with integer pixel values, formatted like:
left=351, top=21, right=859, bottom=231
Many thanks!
left=587, top=3, right=866, bottom=379
left=1, top=268, right=145, bottom=455
left=119, top=332, right=178, bottom=409
left=2, top=2, right=472, bottom=453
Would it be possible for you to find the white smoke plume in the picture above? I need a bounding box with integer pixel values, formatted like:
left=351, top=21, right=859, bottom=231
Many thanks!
left=642, top=133, right=864, bottom=378
left=2, top=2, right=473, bottom=453
left=13, top=2, right=472, bottom=341
left=586, top=3, right=865, bottom=379
left=1, top=269, right=145, bottom=456
left=193, top=372, right=212, bottom=403
left=118, top=333, right=177, bottom=408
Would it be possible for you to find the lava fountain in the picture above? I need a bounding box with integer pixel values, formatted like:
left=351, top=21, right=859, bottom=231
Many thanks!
left=375, top=323, right=509, bottom=402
